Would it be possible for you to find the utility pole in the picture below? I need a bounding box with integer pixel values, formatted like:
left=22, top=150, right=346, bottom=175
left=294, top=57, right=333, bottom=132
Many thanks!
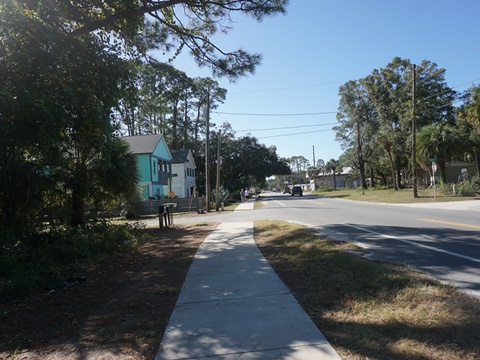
left=412, top=64, right=418, bottom=198
left=312, top=146, right=316, bottom=191
left=215, top=130, right=222, bottom=211
left=205, top=88, right=211, bottom=212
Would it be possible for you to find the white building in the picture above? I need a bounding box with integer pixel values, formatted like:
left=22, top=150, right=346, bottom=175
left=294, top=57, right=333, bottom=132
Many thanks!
left=164, top=149, right=196, bottom=197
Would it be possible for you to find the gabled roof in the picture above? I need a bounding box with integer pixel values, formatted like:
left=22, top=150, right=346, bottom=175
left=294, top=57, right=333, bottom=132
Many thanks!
left=171, top=149, right=191, bottom=164
left=123, top=134, right=163, bottom=154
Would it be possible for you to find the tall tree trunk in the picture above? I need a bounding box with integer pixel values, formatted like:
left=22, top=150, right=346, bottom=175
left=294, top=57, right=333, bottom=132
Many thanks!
left=171, top=104, right=179, bottom=148
left=193, top=103, right=203, bottom=155
left=439, top=161, right=447, bottom=183
left=356, top=121, right=368, bottom=189
left=384, top=144, right=398, bottom=190
left=153, top=113, right=158, bottom=134
left=183, top=94, right=189, bottom=147
left=70, top=190, right=85, bottom=228
left=396, top=167, right=402, bottom=189
left=0, top=150, right=15, bottom=228
left=124, top=103, right=134, bottom=136
left=359, top=161, right=367, bottom=189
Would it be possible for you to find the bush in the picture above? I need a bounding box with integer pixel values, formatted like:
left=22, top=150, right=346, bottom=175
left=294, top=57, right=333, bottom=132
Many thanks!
left=213, top=187, right=233, bottom=206
left=438, top=182, right=454, bottom=196
left=438, top=178, right=479, bottom=197
left=457, top=180, right=478, bottom=196
left=0, top=222, right=147, bottom=300
left=471, top=173, right=480, bottom=188
left=317, top=185, right=335, bottom=192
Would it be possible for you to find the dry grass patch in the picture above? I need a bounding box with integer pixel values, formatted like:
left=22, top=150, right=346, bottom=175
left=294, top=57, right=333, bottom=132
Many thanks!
left=253, top=198, right=265, bottom=209
left=315, top=188, right=479, bottom=203
left=254, top=220, right=480, bottom=360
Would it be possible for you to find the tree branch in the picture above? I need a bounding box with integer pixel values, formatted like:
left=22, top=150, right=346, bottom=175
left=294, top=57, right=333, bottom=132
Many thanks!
left=70, top=0, right=186, bottom=37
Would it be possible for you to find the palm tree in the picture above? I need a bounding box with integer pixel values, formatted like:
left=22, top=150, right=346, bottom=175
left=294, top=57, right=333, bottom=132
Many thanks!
left=325, top=159, right=342, bottom=190
left=96, top=137, right=140, bottom=201
left=316, top=159, right=326, bottom=175
left=63, top=136, right=139, bottom=227
left=416, top=123, right=465, bottom=183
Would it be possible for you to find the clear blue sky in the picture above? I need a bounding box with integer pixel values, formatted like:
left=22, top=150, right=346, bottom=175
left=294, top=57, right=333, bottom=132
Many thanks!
left=161, top=0, right=480, bottom=166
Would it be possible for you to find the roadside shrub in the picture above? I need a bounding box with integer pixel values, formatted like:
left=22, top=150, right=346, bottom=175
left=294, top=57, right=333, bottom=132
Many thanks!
left=318, top=185, right=335, bottom=192
left=438, top=182, right=454, bottom=196
left=438, top=178, right=479, bottom=197
left=457, top=180, right=478, bottom=196
left=471, top=173, right=480, bottom=188
left=213, top=187, right=233, bottom=206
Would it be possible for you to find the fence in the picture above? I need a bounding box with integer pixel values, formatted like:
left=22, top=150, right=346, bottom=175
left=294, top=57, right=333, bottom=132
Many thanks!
left=135, top=197, right=206, bottom=215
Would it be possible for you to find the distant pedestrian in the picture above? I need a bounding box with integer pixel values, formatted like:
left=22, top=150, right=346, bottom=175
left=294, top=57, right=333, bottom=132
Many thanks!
left=245, top=188, right=250, bottom=201
left=240, top=188, right=245, bottom=202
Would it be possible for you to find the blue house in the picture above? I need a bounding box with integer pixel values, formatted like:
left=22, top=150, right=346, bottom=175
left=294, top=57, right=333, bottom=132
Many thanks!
left=123, top=134, right=173, bottom=200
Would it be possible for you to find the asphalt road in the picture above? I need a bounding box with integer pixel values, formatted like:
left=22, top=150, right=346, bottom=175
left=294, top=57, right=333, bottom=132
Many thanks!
left=173, top=192, right=480, bottom=300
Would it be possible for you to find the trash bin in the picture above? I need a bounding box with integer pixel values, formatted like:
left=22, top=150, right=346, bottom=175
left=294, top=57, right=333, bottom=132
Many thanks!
left=158, top=205, right=167, bottom=229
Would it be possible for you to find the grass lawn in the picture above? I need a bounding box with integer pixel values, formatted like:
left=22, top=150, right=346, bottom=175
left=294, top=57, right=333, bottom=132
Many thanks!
left=255, top=220, right=480, bottom=360
left=314, top=187, right=480, bottom=203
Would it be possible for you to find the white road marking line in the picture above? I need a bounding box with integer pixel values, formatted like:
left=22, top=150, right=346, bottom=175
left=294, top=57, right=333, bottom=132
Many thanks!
left=266, top=197, right=287, bottom=206
left=344, top=224, right=480, bottom=264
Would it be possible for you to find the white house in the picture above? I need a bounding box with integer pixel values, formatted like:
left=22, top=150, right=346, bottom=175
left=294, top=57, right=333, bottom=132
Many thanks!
left=164, top=149, right=197, bottom=197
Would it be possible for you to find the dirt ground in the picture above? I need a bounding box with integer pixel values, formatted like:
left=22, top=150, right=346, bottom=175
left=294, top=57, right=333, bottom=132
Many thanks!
left=0, top=223, right=218, bottom=360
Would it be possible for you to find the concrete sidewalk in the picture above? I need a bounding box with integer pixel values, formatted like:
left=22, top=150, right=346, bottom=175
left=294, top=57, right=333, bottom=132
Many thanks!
left=155, top=221, right=341, bottom=360
left=234, top=199, right=255, bottom=211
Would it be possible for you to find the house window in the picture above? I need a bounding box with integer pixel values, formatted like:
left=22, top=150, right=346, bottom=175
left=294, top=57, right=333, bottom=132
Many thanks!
left=153, top=160, right=156, bottom=175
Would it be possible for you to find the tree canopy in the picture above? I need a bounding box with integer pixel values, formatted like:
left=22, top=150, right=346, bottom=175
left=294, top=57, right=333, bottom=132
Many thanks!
left=202, top=125, right=290, bottom=196
left=20, top=0, right=288, bottom=80
left=335, top=57, right=464, bottom=191
left=0, top=0, right=289, bottom=230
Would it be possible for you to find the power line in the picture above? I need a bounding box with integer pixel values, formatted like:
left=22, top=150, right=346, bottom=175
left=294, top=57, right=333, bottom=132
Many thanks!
left=433, top=31, right=480, bottom=65
left=224, top=29, right=479, bottom=99
left=228, top=80, right=345, bottom=95
left=257, top=128, right=334, bottom=139
left=237, top=123, right=338, bottom=132
left=214, top=75, right=480, bottom=122
left=213, top=111, right=338, bottom=116
left=423, top=76, right=480, bottom=101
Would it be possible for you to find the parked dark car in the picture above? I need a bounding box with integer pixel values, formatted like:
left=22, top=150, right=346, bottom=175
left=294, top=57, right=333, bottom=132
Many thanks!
left=291, top=186, right=303, bottom=196
left=283, top=186, right=291, bottom=194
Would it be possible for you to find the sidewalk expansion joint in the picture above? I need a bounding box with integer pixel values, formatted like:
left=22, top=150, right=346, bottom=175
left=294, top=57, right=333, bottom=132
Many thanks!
left=187, top=268, right=270, bottom=277
left=177, top=291, right=292, bottom=305
left=171, top=342, right=329, bottom=359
